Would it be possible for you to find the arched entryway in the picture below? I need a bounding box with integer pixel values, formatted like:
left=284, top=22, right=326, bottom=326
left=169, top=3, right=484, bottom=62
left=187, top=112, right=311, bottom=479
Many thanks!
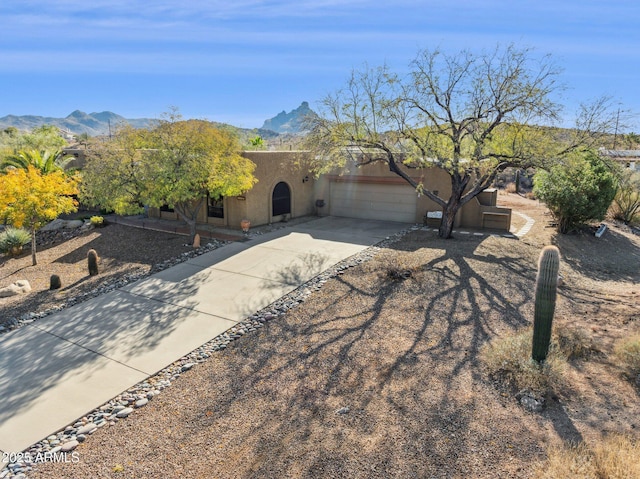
left=272, top=181, right=291, bottom=216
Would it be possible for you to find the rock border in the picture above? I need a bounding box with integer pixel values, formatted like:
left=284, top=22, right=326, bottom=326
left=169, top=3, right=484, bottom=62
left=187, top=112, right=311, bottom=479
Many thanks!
left=2, top=226, right=414, bottom=478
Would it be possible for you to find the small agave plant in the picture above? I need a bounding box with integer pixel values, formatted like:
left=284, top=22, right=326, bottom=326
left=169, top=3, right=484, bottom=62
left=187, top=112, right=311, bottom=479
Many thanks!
left=0, top=227, right=31, bottom=256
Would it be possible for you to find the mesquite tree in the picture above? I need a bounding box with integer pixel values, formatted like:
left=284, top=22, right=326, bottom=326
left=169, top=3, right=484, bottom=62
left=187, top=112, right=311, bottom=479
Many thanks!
left=307, top=45, right=616, bottom=238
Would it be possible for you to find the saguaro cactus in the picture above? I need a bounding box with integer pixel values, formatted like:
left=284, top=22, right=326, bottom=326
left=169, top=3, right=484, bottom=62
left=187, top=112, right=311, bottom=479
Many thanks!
left=49, top=274, right=62, bottom=290
left=532, top=245, right=561, bottom=363
left=87, top=249, right=99, bottom=276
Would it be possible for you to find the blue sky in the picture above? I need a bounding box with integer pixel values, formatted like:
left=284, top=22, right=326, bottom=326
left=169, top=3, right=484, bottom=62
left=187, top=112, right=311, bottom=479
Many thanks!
left=1, top=0, right=638, bottom=130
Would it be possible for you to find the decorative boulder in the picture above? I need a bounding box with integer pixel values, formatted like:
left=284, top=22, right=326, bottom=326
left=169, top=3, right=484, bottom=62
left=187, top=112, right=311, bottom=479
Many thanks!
left=0, top=280, right=32, bottom=298
left=63, top=220, right=84, bottom=229
left=41, top=219, right=66, bottom=231
left=41, top=219, right=84, bottom=231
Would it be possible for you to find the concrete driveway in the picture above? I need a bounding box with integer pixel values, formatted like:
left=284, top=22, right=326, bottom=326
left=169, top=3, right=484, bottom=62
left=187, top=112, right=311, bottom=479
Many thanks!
left=0, top=217, right=408, bottom=454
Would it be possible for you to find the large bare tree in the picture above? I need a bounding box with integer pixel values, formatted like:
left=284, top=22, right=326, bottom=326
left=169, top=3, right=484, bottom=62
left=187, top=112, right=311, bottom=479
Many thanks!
left=307, top=45, right=615, bottom=238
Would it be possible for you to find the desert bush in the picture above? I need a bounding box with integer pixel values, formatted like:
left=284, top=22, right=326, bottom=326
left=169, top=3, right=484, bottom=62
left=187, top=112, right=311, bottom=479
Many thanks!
left=90, top=215, right=105, bottom=227
left=0, top=227, right=31, bottom=254
left=554, top=324, right=597, bottom=359
left=376, top=252, right=418, bottom=282
left=534, top=434, right=640, bottom=479
left=609, top=170, right=640, bottom=225
left=504, top=182, right=518, bottom=194
left=534, top=152, right=618, bottom=233
left=481, top=329, right=565, bottom=395
left=613, top=334, right=640, bottom=378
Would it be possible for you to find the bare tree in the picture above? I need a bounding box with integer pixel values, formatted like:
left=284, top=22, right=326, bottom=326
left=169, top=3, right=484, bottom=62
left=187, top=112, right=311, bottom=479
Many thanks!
left=307, top=45, right=616, bottom=238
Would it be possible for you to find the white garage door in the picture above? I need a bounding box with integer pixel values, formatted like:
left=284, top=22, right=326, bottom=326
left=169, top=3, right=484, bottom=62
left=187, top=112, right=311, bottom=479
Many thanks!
left=329, top=182, right=417, bottom=223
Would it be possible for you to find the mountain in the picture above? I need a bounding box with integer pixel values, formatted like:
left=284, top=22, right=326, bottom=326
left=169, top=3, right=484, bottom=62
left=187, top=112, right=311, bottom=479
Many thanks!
left=0, top=111, right=156, bottom=136
left=261, top=101, right=317, bottom=134
left=0, top=103, right=317, bottom=139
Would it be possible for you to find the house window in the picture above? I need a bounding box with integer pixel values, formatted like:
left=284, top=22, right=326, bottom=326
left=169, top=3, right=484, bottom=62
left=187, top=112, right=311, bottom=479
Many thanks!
left=272, top=182, right=291, bottom=216
left=159, top=204, right=174, bottom=213
left=208, top=195, right=224, bottom=218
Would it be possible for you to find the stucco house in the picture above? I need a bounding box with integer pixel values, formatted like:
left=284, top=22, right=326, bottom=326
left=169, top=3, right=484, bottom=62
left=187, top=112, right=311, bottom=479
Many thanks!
left=148, top=150, right=512, bottom=232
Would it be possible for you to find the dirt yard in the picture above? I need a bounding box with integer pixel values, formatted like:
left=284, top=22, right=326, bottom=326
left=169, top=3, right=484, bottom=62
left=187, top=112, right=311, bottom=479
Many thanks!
left=3, top=193, right=639, bottom=478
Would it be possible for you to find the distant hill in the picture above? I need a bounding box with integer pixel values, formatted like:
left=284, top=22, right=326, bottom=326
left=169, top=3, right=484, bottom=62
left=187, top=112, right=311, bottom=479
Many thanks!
left=0, top=110, right=155, bottom=136
left=261, top=101, right=317, bottom=134
left=0, top=103, right=318, bottom=141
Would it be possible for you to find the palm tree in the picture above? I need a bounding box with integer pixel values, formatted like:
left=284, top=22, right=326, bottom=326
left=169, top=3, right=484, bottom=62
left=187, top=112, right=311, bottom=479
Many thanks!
left=0, top=149, right=74, bottom=174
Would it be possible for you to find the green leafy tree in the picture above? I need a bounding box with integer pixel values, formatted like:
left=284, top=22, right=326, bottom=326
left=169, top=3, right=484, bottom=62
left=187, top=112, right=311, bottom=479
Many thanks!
left=80, top=111, right=257, bottom=242
left=147, top=113, right=257, bottom=241
left=306, top=45, right=618, bottom=238
left=0, top=166, right=78, bottom=265
left=3, top=127, right=18, bottom=137
left=20, top=124, right=67, bottom=151
left=247, top=135, right=266, bottom=150
left=79, top=124, right=154, bottom=215
left=534, top=152, right=618, bottom=233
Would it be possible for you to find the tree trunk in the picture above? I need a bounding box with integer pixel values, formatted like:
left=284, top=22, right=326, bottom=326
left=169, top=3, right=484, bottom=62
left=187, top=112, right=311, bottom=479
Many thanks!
left=174, top=198, right=204, bottom=244
left=438, top=179, right=465, bottom=239
left=438, top=201, right=459, bottom=238
left=31, top=226, right=37, bottom=266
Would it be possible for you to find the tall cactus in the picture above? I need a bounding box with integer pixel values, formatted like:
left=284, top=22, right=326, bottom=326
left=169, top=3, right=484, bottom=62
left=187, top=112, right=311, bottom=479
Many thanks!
left=87, top=249, right=99, bottom=276
left=532, top=245, right=560, bottom=363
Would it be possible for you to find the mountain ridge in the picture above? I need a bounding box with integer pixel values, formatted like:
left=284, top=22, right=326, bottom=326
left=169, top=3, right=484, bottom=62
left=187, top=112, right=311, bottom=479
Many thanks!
left=0, top=102, right=316, bottom=137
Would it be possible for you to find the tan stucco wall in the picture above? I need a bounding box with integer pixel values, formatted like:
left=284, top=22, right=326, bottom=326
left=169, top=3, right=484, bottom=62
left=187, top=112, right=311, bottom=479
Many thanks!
left=149, top=151, right=317, bottom=230
left=232, top=151, right=316, bottom=227
left=148, top=151, right=510, bottom=231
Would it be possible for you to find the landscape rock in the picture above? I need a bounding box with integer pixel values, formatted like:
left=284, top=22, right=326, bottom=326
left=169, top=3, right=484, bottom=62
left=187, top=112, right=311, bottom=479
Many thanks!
left=60, top=440, right=79, bottom=452
left=0, top=280, right=31, bottom=298
left=518, top=393, right=545, bottom=413
left=77, top=423, right=97, bottom=435
left=116, top=407, right=133, bottom=418
left=41, top=219, right=66, bottom=231
left=63, top=220, right=84, bottom=229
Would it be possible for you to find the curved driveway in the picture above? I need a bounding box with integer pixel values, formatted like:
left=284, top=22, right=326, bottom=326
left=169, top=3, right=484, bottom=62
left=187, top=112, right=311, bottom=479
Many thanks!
left=0, top=217, right=408, bottom=454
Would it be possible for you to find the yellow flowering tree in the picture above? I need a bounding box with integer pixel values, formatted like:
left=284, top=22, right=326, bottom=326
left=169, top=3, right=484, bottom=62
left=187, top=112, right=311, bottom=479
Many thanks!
left=0, top=166, right=78, bottom=265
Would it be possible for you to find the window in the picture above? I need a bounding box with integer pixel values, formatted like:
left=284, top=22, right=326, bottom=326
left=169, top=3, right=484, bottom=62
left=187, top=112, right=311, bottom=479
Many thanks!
left=207, top=195, right=224, bottom=218
left=272, top=182, right=291, bottom=216
left=159, top=204, right=174, bottom=213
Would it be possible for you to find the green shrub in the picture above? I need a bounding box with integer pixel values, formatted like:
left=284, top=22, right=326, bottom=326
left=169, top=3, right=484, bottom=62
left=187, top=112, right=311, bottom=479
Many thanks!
left=90, top=215, right=105, bottom=227
left=481, top=329, right=565, bottom=395
left=0, top=227, right=31, bottom=255
left=534, top=151, right=618, bottom=233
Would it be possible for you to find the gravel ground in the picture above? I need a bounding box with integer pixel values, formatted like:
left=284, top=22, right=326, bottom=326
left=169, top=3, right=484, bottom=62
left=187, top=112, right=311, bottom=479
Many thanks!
left=0, top=223, right=199, bottom=332
left=3, top=194, right=640, bottom=478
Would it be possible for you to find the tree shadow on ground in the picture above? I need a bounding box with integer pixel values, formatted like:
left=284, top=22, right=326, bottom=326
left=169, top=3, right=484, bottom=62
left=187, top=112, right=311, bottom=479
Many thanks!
left=552, top=227, right=640, bottom=283
left=181, top=231, right=566, bottom=476
left=0, top=271, right=205, bottom=450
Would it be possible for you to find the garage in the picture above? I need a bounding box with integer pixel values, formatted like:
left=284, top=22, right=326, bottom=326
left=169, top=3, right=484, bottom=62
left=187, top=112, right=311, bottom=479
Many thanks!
left=329, top=181, right=418, bottom=223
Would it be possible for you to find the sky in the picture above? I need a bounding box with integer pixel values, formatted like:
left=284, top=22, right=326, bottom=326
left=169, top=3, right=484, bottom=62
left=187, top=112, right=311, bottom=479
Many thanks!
left=1, top=0, right=639, bottom=130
